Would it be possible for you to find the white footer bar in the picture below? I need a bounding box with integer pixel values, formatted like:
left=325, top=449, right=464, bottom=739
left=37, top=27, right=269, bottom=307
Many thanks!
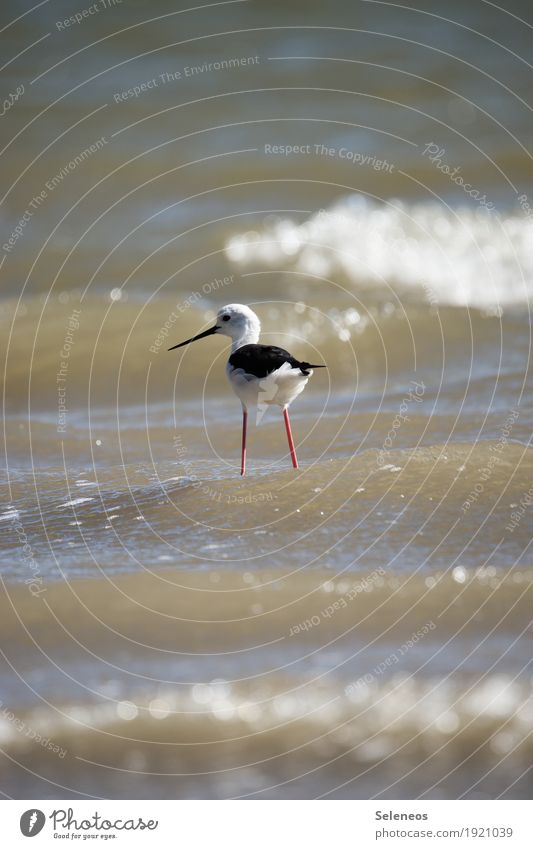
left=2, top=800, right=531, bottom=847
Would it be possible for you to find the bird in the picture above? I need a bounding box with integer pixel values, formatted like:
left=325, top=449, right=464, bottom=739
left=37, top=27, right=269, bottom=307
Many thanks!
left=168, top=303, right=326, bottom=475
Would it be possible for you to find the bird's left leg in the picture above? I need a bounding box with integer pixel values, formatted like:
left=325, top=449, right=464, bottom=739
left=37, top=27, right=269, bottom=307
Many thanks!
left=283, top=407, right=299, bottom=469
left=240, top=405, right=248, bottom=476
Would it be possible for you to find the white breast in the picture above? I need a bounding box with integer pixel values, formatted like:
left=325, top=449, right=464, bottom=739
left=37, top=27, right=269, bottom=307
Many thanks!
left=226, top=361, right=311, bottom=413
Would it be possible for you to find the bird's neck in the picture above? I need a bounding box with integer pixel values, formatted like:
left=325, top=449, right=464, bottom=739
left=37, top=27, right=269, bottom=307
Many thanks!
left=231, top=327, right=260, bottom=352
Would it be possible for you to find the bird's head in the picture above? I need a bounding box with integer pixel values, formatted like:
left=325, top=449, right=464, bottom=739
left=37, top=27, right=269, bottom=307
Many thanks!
left=168, top=303, right=261, bottom=351
left=214, top=304, right=261, bottom=342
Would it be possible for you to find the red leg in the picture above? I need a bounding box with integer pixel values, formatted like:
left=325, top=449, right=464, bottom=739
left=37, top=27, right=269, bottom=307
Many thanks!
left=240, top=408, right=248, bottom=476
left=283, top=407, right=299, bottom=469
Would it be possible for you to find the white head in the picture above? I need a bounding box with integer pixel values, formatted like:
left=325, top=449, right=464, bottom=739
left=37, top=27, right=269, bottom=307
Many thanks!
left=215, top=304, right=261, bottom=347
left=168, top=303, right=261, bottom=353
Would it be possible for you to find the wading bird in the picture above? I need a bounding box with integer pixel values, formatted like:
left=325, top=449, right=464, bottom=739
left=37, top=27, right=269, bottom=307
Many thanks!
left=168, top=304, right=326, bottom=475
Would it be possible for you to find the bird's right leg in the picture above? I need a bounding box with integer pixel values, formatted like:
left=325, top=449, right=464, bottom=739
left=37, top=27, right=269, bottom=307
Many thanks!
left=283, top=407, right=299, bottom=469
left=240, top=405, right=248, bottom=476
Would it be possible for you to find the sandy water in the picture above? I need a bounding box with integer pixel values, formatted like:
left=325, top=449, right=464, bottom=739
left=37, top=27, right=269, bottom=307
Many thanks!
left=1, top=0, right=533, bottom=798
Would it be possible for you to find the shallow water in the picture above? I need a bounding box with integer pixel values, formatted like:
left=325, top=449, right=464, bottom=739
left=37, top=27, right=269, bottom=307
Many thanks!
left=1, top=0, right=533, bottom=799
left=1, top=564, right=533, bottom=799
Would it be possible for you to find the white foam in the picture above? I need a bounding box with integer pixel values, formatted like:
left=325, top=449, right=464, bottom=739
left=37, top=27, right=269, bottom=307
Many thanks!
left=0, top=509, right=19, bottom=521
left=225, top=197, right=533, bottom=308
left=58, top=497, right=95, bottom=508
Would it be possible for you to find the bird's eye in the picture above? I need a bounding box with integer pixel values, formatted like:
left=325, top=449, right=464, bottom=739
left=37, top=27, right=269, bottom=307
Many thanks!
left=222, top=315, right=230, bottom=321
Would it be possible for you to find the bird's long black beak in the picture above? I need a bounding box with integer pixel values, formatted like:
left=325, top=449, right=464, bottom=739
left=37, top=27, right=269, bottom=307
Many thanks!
left=168, top=325, right=219, bottom=351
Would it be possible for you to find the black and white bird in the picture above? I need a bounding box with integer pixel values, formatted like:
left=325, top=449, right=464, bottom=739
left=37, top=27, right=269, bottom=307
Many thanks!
left=168, top=303, right=326, bottom=475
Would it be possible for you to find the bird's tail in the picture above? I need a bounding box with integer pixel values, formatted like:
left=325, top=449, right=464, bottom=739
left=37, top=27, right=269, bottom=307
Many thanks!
left=299, top=363, right=327, bottom=375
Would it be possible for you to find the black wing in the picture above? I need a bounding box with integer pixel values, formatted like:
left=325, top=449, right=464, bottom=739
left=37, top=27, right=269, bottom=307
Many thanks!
left=228, top=344, right=302, bottom=378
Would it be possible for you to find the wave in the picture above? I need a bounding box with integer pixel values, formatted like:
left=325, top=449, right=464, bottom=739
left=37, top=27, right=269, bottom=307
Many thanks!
left=225, top=196, right=533, bottom=310
left=2, top=441, right=532, bottom=580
